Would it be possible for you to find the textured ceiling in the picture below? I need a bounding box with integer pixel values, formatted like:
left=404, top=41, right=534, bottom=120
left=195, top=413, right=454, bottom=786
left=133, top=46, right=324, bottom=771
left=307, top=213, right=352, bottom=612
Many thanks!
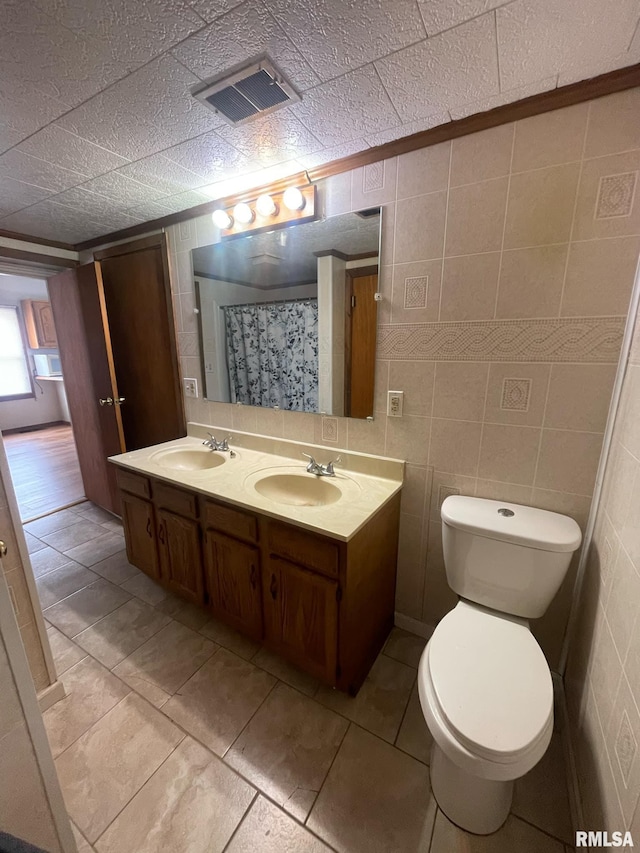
left=1, top=0, right=639, bottom=246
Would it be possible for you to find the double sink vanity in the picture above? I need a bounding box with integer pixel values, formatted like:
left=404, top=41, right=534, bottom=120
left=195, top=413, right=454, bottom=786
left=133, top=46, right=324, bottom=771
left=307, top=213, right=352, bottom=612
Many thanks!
left=110, top=425, right=403, bottom=694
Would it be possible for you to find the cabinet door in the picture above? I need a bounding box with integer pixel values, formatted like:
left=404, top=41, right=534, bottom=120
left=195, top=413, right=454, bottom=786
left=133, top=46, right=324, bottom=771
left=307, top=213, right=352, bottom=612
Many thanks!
left=120, top=493, right=159, bottom=580
left=34, top=301, right=58, bottom=347
left=156, top=509, right=204, bottom=605
left=204, top=530, right=262, bottom=641
left=264, top=556, right=338, bottom=683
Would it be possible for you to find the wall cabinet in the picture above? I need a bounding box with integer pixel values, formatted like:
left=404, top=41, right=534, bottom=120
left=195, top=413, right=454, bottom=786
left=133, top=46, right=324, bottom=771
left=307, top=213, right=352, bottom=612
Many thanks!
left=22, top=299, right=58, bottom=348
left=115, top=466, right=400, bottom=693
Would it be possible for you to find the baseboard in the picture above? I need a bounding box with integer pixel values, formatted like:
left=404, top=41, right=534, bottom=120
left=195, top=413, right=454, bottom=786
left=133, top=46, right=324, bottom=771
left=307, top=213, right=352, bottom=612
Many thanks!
left=554, top=672, right=582, bottom=845
left=38, top=679, right=66, bottom=713
left=394, top=612, right=435, bottom=640
left=2, top=420, right=68, bottom=435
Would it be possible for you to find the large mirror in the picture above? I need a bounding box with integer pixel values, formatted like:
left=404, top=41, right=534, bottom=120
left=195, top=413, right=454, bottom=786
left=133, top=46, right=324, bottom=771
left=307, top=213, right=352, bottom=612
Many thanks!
left=192, top=207, right=381, bottom=419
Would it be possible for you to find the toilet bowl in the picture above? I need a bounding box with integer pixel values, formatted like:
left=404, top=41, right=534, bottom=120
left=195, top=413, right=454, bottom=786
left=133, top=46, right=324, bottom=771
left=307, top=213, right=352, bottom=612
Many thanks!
left=418, top=496, right=581, bottom=835
left=418, top=601, right=554, bottom=834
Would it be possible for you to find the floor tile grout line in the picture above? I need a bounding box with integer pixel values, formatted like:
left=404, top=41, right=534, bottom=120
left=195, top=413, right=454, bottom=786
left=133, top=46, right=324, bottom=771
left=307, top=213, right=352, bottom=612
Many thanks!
left=303, top=720, right=353, bottom=832
left=219, top=791, right=260, bottom=853
left=512, top=811, right=575, bottom=847
left=393, top=671, right=418, bottom=750
left=220, top=675, right=280, bottom=760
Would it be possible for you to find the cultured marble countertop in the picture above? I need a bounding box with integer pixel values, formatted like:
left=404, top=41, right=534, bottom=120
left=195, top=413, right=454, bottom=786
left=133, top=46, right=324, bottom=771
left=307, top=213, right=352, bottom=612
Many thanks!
left=109, top=422, right=404, bottom=542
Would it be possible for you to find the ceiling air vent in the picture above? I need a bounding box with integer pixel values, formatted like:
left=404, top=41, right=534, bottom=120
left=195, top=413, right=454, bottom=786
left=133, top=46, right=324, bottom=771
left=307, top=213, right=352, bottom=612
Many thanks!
left=192, top=56, right=301, bottom=126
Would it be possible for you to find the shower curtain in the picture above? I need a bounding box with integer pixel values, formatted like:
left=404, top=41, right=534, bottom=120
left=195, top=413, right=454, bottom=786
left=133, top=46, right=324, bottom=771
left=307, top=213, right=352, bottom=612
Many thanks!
left=223, top=299, right=319, bottom=412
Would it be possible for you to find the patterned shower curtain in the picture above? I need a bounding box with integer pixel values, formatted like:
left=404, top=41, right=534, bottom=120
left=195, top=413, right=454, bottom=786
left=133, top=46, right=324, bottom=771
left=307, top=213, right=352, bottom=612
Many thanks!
left=223, top=299, right=319, bottom=412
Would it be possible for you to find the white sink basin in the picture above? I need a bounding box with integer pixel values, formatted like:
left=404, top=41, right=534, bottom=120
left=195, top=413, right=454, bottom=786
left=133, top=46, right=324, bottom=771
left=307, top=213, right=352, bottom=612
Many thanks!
left=152, top=447, right=226, bottom=471
left=251, top=472, right=343, bottom=507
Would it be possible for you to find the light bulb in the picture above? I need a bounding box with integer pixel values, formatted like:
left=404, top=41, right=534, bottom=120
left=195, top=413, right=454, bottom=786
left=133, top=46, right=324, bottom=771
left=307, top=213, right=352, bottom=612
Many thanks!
left=233, top=202, right=254, bottom=224
left=256, top=193, right=277, bottom=217
left=212, top=208, right=232, bottom=229
left=283, top=186, right=305, bottom=211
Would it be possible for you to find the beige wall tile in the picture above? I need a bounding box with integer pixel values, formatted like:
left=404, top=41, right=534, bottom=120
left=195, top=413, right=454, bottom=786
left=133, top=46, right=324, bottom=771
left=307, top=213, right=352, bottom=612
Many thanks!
left=390, top=259, right=442, bottom=323
left=395, top=514, right=425, bottom=620
left=561, top=236, right=640, bottom=317
left=445, top=177, right=509, bottom=256
left=429, top=471, right=476, bottom=522
left=385, top=415, right=430, bottom=465
left=432, top=362, right=489, bottom=420
left=535, top=429, right=604, bottom=495
left=545, top=364, right=616, bottom=432
left=605, top=547, right=640, bottom=665
left=484, top=362, right=551, bottom=426
left=394, top=192, right=447, bottom=263
left=429, top=418, right=482, bottom=476
left=374, top=360, right=390, bottom=414
left=589, top=609, right=622, bottom=734
left=512, top=103, right=589, bottom=172
left=388, top=361, right=436, bottom=417
left=585, top=89, right=640, bottom=159
left=282, top=411, right=316, bottom=442
left=450, top=124, right=514, bottom=187
left=351, top=157, right=398, bottom=209
left=496, top=244, right=568, bottom=318
left=572, top=151, right=640, bottom=241
left=504, top=163, right=580, bottom=249
left=618, top=366, right=640, bottom=460
left=530, top=490, right=592, bottom=532
left=396, top=142, right=450, bottom=199
left=604, top=673, right=640, bottom=825
left=475, top=479, right=533, bottom=505
left=478, top=423, right=541, bottom=485
left=439, top=252, right=501, bottom=321
left=346, top=415, right=387, bottom=455
left=422, top=521, right=457, bottom=626
left=621, top=469, right=640, bottom=570
left=400, top=465, right=428, bottom=517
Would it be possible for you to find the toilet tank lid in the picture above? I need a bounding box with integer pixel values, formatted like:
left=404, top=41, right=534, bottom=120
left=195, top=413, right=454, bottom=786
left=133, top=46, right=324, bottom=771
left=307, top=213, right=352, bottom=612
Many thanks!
left=441, top=496, right=582, bottom=553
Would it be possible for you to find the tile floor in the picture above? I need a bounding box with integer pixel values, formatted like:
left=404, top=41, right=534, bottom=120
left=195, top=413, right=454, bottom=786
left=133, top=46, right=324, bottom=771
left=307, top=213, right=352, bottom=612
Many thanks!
left=27, top=502, right=576, bottom=853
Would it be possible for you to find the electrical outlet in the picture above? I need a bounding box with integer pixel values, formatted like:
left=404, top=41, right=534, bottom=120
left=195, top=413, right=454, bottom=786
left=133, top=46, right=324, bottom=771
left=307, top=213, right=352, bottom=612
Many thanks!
left=183, top=377, right=198, bottom=398
left=387, top=390, right=404, bottom=417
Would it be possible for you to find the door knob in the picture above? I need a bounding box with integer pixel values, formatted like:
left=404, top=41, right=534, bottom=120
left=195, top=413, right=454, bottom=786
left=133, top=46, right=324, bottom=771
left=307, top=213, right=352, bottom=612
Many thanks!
left=0, top=540, right=6, bottom=558
left=99, top=397, right=114, bottom=406
left=114, top=397, right=125, bottom=406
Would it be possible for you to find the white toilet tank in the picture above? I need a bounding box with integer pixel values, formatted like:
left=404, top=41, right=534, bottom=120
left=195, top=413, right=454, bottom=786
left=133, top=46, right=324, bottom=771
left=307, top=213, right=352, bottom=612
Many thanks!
left=441, top=496, right=582, bottom=619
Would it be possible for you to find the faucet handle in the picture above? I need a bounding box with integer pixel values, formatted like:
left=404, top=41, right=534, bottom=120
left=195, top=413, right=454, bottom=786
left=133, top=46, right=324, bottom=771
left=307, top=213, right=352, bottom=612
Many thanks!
left=219, top=434, right=232, bottom=451
left=325, top=456, right=342, bottom=475
left=302, top=452, right=317, bottom=473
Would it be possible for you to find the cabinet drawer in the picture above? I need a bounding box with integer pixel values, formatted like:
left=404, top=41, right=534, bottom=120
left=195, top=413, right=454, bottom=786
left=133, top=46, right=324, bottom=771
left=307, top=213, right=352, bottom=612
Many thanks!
left=153, top=481, right=198, bottom=518
left=116, top=468, right=151, bottom=499
left=267, top=521, right=339, bottom=578
left=203, top=499, right=258, bottom=543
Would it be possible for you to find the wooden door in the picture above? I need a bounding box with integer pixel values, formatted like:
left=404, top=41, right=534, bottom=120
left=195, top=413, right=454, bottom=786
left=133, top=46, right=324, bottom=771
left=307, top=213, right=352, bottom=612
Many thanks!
left=263, top=556, right=338, bottom=682
left=96, top=235, right=185, bottom=451
left=121, top=493, right=159, bottom=579
left=346, top=271, right=378, bottom=418
left=48, top=264, right=126, bottom=514
left=156, top=509, right=203, bottom=605
left=204, top=530, right=262, bottom=640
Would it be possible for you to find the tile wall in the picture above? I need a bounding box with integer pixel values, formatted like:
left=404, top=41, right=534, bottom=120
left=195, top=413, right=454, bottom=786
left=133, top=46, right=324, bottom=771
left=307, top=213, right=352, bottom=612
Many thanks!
left=166, top=87, right=640, bottom=671
left=565, top=285, right=640, bottom=833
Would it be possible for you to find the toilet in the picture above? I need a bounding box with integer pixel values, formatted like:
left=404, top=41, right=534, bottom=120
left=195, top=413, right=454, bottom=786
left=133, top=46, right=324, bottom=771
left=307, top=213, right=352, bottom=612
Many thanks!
left=418, top=495, right=582, bottom=835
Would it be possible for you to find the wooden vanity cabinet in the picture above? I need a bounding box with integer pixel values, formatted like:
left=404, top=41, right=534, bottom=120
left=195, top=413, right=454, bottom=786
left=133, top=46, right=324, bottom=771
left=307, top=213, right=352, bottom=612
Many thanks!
left=115, top=465, right=400, bottom=694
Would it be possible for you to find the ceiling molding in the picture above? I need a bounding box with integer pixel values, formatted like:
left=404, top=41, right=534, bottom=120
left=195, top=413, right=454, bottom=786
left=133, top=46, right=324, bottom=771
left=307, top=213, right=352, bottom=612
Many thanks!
left=0, top=228, right=76, bottom=252
left=0, top=246, right=78, bottom=270
left=5, top=62, right=640, bottom=255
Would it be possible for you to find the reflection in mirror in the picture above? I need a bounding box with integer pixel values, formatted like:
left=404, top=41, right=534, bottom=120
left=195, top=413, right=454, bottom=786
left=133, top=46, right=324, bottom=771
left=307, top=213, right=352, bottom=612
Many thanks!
left=192, top=207, right=381, bottom=419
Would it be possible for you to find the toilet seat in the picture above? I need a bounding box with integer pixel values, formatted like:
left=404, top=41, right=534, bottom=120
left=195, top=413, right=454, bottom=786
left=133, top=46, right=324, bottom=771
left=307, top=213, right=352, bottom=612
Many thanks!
left=418, top=601, right=554, bottom=781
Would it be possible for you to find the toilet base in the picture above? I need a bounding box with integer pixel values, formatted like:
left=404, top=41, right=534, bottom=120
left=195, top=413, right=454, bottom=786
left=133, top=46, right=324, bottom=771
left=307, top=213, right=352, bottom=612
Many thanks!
left=430, top=743, right=513, bottom=835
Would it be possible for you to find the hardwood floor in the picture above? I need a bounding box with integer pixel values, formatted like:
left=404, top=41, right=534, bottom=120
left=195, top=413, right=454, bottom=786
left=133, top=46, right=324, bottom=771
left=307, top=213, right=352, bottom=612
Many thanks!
left=3, top=424, right=85, bottom=521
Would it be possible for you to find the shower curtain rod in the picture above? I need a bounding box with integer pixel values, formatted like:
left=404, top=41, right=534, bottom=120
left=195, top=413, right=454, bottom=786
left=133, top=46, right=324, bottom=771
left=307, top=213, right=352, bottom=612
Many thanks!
left=221, top=296, right=318, bottom=310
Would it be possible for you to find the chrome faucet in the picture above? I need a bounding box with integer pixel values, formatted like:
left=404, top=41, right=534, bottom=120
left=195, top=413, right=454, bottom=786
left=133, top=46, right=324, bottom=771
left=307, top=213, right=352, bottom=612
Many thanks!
left=203, top=433, right=231, bottom=452
left=303, top=452, right=341, bottom=477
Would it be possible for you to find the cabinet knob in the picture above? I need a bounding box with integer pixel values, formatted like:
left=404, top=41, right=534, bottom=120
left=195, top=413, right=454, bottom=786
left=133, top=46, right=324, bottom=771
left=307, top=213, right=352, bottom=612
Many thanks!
left=146, top=518, right=152, bottom=538
left=158, top=524, right=165, bottom=545
left=270, top=573, right=277, bottom=600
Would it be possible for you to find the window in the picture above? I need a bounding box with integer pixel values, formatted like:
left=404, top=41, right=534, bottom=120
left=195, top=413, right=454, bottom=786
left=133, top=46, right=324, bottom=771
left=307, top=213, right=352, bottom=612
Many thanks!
left=0, top=305, right=33, bottom=400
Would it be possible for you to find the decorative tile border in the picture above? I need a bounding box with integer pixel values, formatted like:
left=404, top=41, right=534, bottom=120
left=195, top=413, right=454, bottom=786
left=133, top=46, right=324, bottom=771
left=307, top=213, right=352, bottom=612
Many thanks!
left=363, top=162, right=384, bottom=192
left=322, top=417, right=338, bottom=442
left=377, top=317, right=625, bottom=363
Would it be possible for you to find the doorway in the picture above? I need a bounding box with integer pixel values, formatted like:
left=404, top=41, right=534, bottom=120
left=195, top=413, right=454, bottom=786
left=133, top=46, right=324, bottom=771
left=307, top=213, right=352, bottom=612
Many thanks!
left=0, top=272, right=85, bottom=521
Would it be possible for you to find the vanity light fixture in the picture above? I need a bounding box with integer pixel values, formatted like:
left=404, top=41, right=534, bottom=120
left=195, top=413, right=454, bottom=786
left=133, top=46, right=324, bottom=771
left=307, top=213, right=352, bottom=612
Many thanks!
left=282, top=186, right=305, bottom=211
left=215, top=183, right=317, bottom=239
left=212, top=208, right=233, bottom=229
left=233, top=202, right=255, bottom=224
left=256, top=193, right=278, bottom=217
